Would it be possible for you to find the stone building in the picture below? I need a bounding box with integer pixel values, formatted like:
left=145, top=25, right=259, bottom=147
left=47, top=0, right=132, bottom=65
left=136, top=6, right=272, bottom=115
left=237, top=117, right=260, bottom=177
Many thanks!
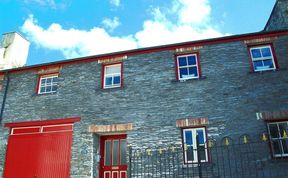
left=0, top=0, right=288, bottom=178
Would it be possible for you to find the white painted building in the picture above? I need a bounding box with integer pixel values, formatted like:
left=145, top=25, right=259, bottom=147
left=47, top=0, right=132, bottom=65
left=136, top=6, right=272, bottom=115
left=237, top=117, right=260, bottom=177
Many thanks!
left=0, top=32, right=30, bottom=69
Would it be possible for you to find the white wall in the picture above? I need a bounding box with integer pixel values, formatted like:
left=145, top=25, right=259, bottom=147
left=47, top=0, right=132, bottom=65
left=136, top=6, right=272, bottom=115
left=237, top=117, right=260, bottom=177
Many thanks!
left=0, top=32, right=30, bottom=69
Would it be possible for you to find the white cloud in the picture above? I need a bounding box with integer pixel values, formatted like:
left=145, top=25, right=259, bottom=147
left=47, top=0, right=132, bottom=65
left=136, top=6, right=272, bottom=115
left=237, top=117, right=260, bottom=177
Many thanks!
left=21, top=0, right=228, bottom=60
left=135, top=0, right=226, bottom=47
left=24, top=0, right=69, bottom=9
left=21, top=15, right=137, bottom=58
left=24, top=0, right=56, bottom=8
left=102, top=17, right=121, bottom=32
left=110, top=0, right=120, bottom=7
left=176, top=0, right=211, bottom=25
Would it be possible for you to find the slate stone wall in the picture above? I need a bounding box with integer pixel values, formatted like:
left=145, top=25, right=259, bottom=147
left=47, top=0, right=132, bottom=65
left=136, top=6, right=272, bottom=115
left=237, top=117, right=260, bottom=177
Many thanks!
left=265, top=0, right=288, bottom=31
left=0, top=35, right=288, bottom=177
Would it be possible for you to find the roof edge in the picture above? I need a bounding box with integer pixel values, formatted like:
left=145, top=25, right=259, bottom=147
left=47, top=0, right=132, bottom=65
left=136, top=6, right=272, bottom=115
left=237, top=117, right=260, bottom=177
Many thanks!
left=2, top=31, right=30, bottom=42
left=1, top=29, right=288, bottom=74
left=5, top=117, right=81, bottom=128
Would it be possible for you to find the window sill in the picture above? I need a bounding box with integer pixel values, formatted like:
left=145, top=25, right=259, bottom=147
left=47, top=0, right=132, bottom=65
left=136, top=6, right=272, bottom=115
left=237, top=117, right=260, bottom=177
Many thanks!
left=248, top=68, right=286, bottom=74
left=34, top=92, right=58, bottom=97
left=101, top=86, right=123, bottom=91
left=270, top=156, right=288, bottom=162
left=171, top=76, right=207, bottom=83
left=179, top=161, right=210, bottom=169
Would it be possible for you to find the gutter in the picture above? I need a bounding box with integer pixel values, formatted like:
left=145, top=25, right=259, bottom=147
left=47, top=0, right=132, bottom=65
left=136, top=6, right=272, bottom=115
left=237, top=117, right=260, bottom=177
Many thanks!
left=0, top=72, right=10, bottom=124
left=0, top=29, right=288, bottom=75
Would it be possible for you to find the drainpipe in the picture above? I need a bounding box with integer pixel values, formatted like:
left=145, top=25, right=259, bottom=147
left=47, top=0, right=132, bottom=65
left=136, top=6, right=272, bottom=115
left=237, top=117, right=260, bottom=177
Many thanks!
left=0, top=71, right=10, bottom=124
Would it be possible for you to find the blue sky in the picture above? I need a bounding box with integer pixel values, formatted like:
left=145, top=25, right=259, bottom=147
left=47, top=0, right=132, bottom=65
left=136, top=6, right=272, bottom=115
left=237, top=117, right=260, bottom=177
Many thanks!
left=0, top=0, right=276, bottom=65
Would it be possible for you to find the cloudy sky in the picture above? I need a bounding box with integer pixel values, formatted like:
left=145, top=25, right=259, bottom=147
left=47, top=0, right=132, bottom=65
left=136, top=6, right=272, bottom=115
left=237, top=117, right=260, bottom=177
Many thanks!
left=0, top=0, right=275, bottom=65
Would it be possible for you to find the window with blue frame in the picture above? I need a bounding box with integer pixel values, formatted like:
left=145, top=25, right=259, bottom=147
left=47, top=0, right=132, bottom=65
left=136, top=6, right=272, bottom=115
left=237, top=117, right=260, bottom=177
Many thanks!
left=182, top=127, right=208, bottom=163
left=249, top=45, right=276, bottom=72
left=104, top=64, right=122, bottom=88
left=177, top=54, right=200, bottom=80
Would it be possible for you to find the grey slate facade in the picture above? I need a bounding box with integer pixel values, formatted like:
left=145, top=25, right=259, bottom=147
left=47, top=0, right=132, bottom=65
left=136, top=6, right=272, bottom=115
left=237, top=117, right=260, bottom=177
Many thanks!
left=265, top=0, right=288, bottom=31
left=1, top=1, right=288, bottom=178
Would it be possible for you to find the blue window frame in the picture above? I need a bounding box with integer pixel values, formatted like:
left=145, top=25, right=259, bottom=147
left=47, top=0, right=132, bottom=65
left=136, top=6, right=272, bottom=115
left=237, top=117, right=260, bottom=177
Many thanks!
left=182, top=127, right=208, bottom=163
left=249, top=45, right=276, bottom=72
left=177, top=54, right=200, bottom=80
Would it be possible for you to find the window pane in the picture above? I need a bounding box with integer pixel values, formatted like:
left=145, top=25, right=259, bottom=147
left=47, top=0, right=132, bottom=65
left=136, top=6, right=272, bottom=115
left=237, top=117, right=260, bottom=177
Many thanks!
left=272, top=140, right=282, bottom=155
left=196, top=129, right=205, bottom=144
left=40, top=87, right=45, bottom=93
left=184, top=130, right=193, bottom=145
left=253, top=61, right=263, bottom=70
left=263, top=59, right=274, bottom=68
left=279, top=123, right=288, bottom=137
left=46, top=86, right=52, bottom=92
left=179, top=68, right=188, bottom=79
left=178, top=57, right=187, bottom=66
left=105, top=77, right=113, bottom=86
left=113, top=140, right=119, bottom=166
left=40, top=79, right=46, bottom=86
left=186, top=145, right=194, bottom=162
left=251, top=49, right=261, bottom=58
left=198, top=145, right=206, bottom=161
left=269, top=124, right=280, bottom=138
left=46, top=78, right=52, bottom=83
left=52, top=77, right=58, bottom=83
left=188, top=67, right=198, bottom=77
left=52, top=85, right=58, bottom=92
left=106, top=65, right=121, bottom=74
left=184, top=130, right=194, bottom=162
left=282, top=139, right=288, bottom=154
left=114, top=76, right=121, bottom=85
left=187, top=55, right=196, bottom=65
left=261, top=47, right=272, bottom=57
left=105, top=141, right=111, bottom=166
left=120, top=139, right=127, bottom=165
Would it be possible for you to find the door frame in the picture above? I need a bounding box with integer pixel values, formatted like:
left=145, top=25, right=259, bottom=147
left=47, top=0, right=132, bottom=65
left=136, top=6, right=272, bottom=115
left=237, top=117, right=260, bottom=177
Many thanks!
left=99, top=134, right=127, bottom=178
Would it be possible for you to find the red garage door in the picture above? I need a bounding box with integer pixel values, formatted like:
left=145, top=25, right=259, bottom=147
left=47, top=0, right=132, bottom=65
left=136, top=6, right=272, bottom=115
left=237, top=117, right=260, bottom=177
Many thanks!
left=3, top=118, right=80, bottom=178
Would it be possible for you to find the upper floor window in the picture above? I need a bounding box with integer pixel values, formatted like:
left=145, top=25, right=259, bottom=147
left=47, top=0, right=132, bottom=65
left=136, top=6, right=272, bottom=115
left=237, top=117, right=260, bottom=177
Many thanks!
left=103, top=63, right=122, bottom=89
left=249, top=45, right=277, bottom=72
left=267, top=121, right=288, bottom=157
left=176, top=53, right=200, bottom=80
left=182, top=127, right=208, bottom=164
left=38, top=74, right=58, bottom=94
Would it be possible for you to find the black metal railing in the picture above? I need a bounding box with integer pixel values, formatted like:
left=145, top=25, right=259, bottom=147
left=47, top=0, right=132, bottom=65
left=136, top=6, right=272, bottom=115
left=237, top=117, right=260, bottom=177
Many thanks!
left=128, top=135, right=288, bottom=178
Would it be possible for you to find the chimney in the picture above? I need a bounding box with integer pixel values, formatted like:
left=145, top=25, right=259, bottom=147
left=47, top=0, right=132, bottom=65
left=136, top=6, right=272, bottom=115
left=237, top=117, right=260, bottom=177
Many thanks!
left=0, top=32, right=30, bottom=69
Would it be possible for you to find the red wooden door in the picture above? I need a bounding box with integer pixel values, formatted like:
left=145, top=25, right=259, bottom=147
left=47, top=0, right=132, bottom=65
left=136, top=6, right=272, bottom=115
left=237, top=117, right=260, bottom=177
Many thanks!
left=99, top=135, right=127, bottom=178
left=4, top=124, right=73, bottom=178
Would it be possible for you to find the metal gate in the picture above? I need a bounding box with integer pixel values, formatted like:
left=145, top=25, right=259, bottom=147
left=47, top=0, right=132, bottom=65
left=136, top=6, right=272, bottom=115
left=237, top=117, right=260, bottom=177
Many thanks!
left=128, top=135, right=288, bottom=178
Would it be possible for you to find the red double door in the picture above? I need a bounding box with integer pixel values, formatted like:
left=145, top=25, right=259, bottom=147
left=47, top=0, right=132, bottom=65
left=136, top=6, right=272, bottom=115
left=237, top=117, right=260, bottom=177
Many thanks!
left=4, top=123, right=74, bottom=178
left=99, top=134, right=127, bottom=178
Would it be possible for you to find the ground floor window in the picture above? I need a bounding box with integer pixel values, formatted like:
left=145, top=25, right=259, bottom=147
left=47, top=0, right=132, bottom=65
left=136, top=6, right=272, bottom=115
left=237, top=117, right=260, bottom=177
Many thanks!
left=267, top=121, right=288, bottom=157
left=182, top=127, right=208, bottom=163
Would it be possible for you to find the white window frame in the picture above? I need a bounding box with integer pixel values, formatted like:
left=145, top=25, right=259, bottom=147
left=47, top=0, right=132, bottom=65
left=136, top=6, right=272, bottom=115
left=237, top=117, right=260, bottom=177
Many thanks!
left=38, top=74, right=58, bottom=94
left=104, top=64, right=122, bottom=89
left=249, top=45, right=276, bottom=72
left=182, top=127, right=208, bottom=164
left=177, top=54, right=200, bottom=81
left=267, top=121, right=288, bottom=157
